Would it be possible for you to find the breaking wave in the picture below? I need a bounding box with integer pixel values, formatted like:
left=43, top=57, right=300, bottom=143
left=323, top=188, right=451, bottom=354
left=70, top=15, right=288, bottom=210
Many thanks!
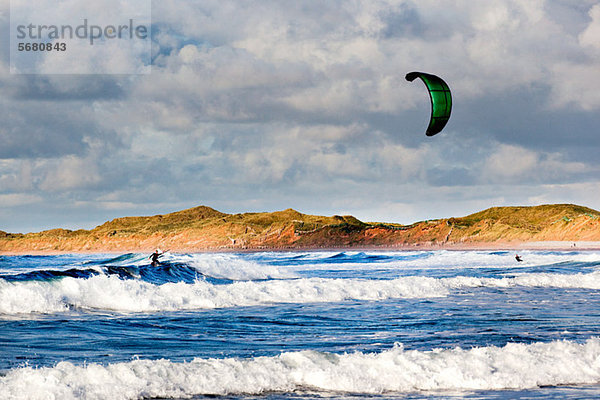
left=2, top=269, right=600, bottom=315
left=3, top=339, right=600, bottom=399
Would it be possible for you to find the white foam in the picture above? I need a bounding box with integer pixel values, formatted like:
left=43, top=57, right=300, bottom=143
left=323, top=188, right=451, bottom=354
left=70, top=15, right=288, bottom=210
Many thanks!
left=444, top=270, right=600, bottom=290
left=176, top=253, right=297, bottom=280
left=3, top=339, right=600, bottom=398
left=3, top=269, right=600, bottom=315
left=279, top=250, right=600, bottom=272
left=0, top=275, right=448, bottom=314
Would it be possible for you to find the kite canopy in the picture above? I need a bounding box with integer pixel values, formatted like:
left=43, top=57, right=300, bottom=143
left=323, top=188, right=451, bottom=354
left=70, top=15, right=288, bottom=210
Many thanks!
left=405, top=71, right=452, bottom=136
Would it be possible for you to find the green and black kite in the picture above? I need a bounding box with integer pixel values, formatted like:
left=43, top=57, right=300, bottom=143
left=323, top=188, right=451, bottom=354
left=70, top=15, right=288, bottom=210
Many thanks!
left=405, top=72, right=452, bottom=136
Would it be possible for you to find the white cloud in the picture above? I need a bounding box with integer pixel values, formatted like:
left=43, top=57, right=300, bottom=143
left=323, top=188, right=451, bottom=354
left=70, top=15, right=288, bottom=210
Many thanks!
left=550, top=62, right=600, bottom=110
left=482, top=144, right=591, bottom=183
left=0, top=159, right=35, bottom=192
left=543, top=4, right=600, bottom=110
left=2, top=0, right=600, bottom=231
left=39, top=156, right=102, bottom=191
left=579, top=4, right=600, bottom=49
left=483, top=144, right=539, bottom=181
left=0, top=193, right=41, bottom=207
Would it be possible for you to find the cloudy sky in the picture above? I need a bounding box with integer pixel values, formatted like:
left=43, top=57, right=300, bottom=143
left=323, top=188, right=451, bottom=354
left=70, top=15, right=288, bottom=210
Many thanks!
left=1, top=0, right=600, bottom=233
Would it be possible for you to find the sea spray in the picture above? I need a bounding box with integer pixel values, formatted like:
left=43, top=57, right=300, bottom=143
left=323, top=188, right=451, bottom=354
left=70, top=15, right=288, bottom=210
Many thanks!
left=4, top=251, right=600, bottom=399
left=181, top=252, right=297, bottom=280
left=3, top=269, right=600, bottom=315
left=3, top=339, right=600, bottom=399
left=0, top=275, right=449, bottom=314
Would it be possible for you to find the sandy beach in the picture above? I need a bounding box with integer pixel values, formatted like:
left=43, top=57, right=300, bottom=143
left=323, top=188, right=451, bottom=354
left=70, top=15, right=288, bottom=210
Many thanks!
left=3, top=241, right=600, bottom=256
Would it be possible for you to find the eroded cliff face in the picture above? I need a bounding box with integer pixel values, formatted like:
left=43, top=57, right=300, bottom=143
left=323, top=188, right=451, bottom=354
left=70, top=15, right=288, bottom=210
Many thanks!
left=1, top=204, right=599, bottom=253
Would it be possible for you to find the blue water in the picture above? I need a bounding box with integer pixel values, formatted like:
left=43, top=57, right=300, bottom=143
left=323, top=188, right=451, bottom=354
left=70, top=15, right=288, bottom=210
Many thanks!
left=2, top=250, right=600, bottom=399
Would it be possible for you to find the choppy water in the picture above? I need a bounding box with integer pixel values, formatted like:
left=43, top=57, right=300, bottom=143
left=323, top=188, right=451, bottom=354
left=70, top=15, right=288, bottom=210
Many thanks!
left=2, top=250, right=600, bottom=399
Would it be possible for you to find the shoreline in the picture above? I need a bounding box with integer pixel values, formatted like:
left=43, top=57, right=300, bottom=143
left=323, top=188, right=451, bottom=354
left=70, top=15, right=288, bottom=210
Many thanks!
left=2, top=241, right=599, bottom=256
left=3, top=204, right=599, bottom=256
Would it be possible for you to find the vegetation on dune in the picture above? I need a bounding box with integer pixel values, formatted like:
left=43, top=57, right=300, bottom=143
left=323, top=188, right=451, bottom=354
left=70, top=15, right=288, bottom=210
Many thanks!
left=445, top=204, right=600, bottom=242
left=1, top=204, right=599, bottom=252
left=93, top=206, right=227, bottom=235
left=452, top=204, right=599, bottom=228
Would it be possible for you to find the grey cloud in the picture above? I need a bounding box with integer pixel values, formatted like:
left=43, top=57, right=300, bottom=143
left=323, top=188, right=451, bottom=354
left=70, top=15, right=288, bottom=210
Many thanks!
left=544, top=0, right=599, bottom=36
left=380, top=3, right=424, bottom=38
left=0, top=100, right=123, bottom=160
left=454, top=88, right=600, bottom=164
left=426, top=167, right=476, bottom=187
left=2, top=1, right=600, bottom=232
left=1, top=108, right=90, bottom=159
left=8, top=75, right=126, bottom=101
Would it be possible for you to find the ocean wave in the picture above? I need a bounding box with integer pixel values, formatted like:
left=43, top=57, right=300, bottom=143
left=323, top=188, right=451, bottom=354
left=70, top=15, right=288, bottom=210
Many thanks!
left=3, top=339, right=600, bottom=399
left=180, top=253, right=297, bottom=280
left=0, top=253, right=295, bottom=285
left=83, top=252, right=295, bottom=281
left=2, top=270, right=600, bottom=315
left=254, top=250, right=600, bottom=271
left=0, top=275, right=448, bottom=314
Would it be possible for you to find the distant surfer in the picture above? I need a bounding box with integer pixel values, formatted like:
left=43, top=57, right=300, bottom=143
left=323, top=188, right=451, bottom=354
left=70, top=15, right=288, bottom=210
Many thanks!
left=515, top=254, right=523, bottom=262
left=149, top=249, right=165, bottom=266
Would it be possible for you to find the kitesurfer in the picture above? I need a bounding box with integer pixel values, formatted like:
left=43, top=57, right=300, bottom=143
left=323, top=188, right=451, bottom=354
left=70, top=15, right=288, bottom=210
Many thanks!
left=149, top=249, right=164, bottom=266
left=515, top=254, right=523, bottom=262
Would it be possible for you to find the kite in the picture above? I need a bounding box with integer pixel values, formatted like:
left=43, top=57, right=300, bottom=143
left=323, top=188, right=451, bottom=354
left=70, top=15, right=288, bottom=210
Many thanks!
left=405, top=71, right=452, bottom=136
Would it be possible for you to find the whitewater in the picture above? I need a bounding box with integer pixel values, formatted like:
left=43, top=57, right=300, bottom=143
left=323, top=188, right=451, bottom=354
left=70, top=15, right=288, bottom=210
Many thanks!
left=2, top=250, right=600, bottom=399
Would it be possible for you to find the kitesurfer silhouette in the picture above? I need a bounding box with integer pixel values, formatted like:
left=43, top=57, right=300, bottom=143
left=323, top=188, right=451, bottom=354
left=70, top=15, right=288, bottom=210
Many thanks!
left=149, top=249, right=165, bottom=266
left=515, top=254, right=523, bottom=262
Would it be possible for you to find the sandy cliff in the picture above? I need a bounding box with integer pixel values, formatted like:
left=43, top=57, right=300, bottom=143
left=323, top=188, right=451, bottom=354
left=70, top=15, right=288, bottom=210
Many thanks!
left=1, top=204, right=600, bottom=253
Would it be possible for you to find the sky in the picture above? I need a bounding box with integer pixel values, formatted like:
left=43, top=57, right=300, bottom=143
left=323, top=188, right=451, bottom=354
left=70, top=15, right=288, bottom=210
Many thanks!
left=1, top=0, right=600, bottom=233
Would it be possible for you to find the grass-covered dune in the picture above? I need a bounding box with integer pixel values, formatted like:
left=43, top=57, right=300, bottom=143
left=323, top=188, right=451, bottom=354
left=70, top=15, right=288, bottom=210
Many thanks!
left=1, top=204, right=600, bottom=253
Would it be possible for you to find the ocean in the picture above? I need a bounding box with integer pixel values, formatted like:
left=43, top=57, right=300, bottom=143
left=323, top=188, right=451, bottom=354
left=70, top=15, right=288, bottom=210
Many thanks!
left=2, top=250, right=600, bottom=399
